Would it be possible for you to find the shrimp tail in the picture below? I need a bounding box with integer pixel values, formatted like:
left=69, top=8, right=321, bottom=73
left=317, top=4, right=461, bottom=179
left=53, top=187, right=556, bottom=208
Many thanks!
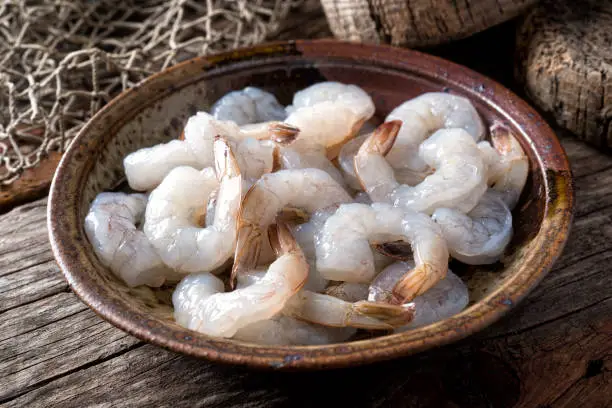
left=268, top=122, right=300, bottom=145
left=391, top=263, right=445, bottom=303
left=268, top=221, right=303, bottom=257
left=372, top=240, right=413, bottom=261
left=358, top=120, right=402, bottom=156
left=213, top=135, right=241, bottom=179
left=353, top=301, right=415, bottom=327
left=230, top=223, right=263, bottom=288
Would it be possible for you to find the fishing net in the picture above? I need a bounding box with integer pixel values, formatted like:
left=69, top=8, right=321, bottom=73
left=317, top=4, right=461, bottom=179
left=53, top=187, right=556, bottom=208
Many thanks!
left=0, top=0, right=304, bottom=185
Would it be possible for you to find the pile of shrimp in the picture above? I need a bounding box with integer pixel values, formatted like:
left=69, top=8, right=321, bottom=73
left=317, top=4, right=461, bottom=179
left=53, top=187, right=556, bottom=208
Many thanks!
left=84, top=82, right=528, bottom=345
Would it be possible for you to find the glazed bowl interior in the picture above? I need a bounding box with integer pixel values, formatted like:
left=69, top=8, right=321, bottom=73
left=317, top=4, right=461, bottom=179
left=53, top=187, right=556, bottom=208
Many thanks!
left=49, top=40, right=573, bottom=370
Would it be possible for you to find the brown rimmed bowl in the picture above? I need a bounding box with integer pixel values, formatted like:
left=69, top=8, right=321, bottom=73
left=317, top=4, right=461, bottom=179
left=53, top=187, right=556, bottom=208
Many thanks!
left=48, top=39, right=574, bottom=370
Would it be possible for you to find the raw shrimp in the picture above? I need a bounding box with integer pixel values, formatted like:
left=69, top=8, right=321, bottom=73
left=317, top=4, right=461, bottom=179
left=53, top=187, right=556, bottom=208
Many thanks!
left=232, top=168, right=353, bottom=285
left=123, top=111, right=298, bottom=191
left=144, top=137, right=241, bottom=274
left=233, top=315, right=356, bottom=346
left=172, top=223, right=308, bottom=338
left=355, top=124, right=488, bottom=215
left=286, top=81, right=375, bottom=120
left=284, top=290, right=415, bottom=330
left=211, top=86, right=286, bottom=125
left=384, top=92, right=485, bottom=172
left=478, top=123, right=528, bottom=210
left=276, top=145, right=347, bottom=188
left=315, top=202, right=449, bottom=303
left=84, top=192, right=175, bottom=287
left=368, top=261, right=469, bottom=330
left=339, top=132, right=429, bottom=191
left=325, top=282, right=369, bottom=302
left=432, top=189, right=513, bottom=265
left=282, top=82, right=376, bottom=159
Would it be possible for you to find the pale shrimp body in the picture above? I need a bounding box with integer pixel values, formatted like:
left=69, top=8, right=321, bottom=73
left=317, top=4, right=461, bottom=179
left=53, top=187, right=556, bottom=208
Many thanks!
left=384, top=92, right=485, bottom=172
left=325, top=282, right=369, bottom=302
left=368, top=261, right=469, bottom=330
left=84, top=192, right=175, bottom=287
left=232, top=168, right=353, bottom=284
left=276, top=144, right=347, bottom=188
left=432, top=190, right=513, bottom=265
left=123, top=111, right=297, bottom=191
left=171, top=223, right=308, bottom=338
left=339, top=133, right=429, bottom=191
left=355, top=125, right=488, bottom=215
left=144, top=139, right=242, bottom=274
left=211, top=86, right=286, bottom=125
left=283, top=290, right=415, bottom=330
left=286, top=81, right=375, bottom=120
left=478, top=123, right=529, bottom=210
left=315, top=202, right=449, bottom=302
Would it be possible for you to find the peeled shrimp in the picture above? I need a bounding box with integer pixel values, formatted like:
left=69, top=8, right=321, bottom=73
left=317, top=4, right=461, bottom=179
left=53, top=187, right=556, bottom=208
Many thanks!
left=368, top=261, right=469, bottom=330
left=284, top=290, right=414, bottom=330
left=385, top=92, right=485, bottom=172
left=286, top=81, right=375, bottom=120
left=339, top=133, right=429, bottom=191
left=211, top=86, right=286, bottom=125
left=432, top=190, right=513, bottom=265
left=172, top=222, right=308, bottom=338
left=144, top=137, right=241, bottom=274
left=276, top=144, right=347, bottom=188
left=232, top=168, right=352, bottom=285
left=84, top=192, right=175, bottom=287
left=123, top=111, right=297, bottom=191
left=315, top=202, right=449, bottom=303
left=478, top=123, right=528, bottom=209
left=281, top=82, right=375, bottom=159
left=355, top=124, right=487, bottom=215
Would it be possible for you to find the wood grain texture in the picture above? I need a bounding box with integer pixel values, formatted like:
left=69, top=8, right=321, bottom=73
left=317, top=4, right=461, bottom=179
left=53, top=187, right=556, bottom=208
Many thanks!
left=1, top=135, right=611, bottom=407
left=321, top=0, right=537, bottom=48
left=515, top=0, right=612, bottom=150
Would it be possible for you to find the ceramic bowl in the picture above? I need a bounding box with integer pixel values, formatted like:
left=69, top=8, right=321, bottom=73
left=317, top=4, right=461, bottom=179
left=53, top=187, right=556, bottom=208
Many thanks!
left=48, top=40, right=574, bottom=370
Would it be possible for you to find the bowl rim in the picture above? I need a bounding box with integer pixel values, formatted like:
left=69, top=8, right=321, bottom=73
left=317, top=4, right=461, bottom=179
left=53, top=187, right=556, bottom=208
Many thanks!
left=48, top=39, right=574, bottom=370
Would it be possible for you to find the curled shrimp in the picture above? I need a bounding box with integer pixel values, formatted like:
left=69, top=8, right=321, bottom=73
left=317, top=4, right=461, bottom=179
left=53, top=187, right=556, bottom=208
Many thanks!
left=355, top=123, right=488, bottom=215
left=384, top=92, right=485, bottom=173
left=231, top=168, right=353, bottom=286
left=123, top=111, right=298, bottom=191
left=276, top=144, right=347, bottom=188
left=282, top=82, right=376, bottom=159
left=339, top=133, right=430, bottom=191
left=284, top=290, right=415, bottom=330
left=144, top=137, right=241, bottom=274
left=211, top=86, right=286, bottom=125
left=478, top=123, right=528, bottom=210
left=172, top=222, right=308, bottom=338
left=368, top=261, right=469, bottom=330
left=432, top=190, right=513, bottom=265
left=315, top=202, right=449, bottom=303
left=84, top=192, right=175, bottom=287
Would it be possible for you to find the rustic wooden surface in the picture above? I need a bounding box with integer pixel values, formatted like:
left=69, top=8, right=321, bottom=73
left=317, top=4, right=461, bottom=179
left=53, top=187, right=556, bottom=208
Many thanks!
left=515, top=0, right=612, bottom=150
left=1, top=4, right=611, bottom=408
left=320, top=0, right=538, bottom=48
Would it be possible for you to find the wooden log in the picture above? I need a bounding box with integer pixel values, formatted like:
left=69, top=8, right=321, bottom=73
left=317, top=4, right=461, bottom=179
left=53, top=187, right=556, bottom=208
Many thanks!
left=515, top=0, right=612, bottom=150
left=320, top=0, right=538, bottom=48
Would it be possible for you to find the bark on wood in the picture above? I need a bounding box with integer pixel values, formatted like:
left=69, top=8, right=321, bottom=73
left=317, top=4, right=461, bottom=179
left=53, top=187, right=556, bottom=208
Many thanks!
left=1, top=136, right=611, bottom=407
left=321, top=0, right=537, bottom=48
left=515, top=0, right=612, bottom=150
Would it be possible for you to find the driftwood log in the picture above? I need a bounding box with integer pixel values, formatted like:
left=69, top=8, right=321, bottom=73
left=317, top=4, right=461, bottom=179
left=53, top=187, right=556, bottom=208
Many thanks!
left=320, top=0, right=537, bottom=47
left=515, top=0, right=612, bottom=149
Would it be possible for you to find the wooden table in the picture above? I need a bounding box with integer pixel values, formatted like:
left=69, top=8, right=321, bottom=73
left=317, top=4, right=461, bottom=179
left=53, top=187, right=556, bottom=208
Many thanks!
left=1, top=5, right=611, bottom=408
